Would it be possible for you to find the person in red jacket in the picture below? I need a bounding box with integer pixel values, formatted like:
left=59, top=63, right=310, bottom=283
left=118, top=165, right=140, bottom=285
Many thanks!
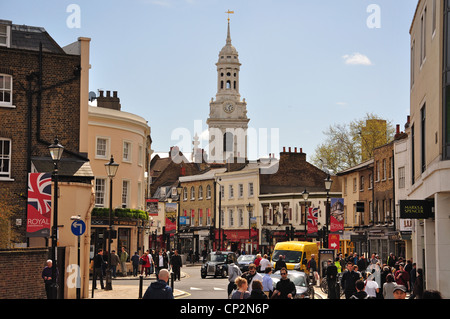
left=254, top=254, right=262, bottom=271
left=394, top=263, right=410, bottom=291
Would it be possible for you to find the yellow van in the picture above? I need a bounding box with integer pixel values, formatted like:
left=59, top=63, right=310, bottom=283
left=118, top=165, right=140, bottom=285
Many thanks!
left=271, top=241, right=319, bottom=272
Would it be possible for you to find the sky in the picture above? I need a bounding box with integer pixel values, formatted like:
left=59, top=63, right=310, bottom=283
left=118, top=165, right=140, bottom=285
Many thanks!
left=1, top=0, right=419, bottom=162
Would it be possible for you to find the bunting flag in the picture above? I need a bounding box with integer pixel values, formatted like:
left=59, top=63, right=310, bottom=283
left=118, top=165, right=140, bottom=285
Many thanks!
left=307, top=207, right=319, bottom=236
left=26, top=173, right=52, bottom=238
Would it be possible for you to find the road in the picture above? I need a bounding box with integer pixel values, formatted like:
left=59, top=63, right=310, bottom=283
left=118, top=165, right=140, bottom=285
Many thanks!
left=111, top=265, right=325, bottom=299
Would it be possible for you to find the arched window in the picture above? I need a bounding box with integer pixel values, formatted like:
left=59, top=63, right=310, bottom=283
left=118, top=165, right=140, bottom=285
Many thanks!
left=183, top=187, right=188, bottom=201
left=226, top=80, right=231, bottom=89
left=198, top=185, right=203, bottom=199
left=190, top=186, right=195, bottom=200
left=206, top=185, right=211, bottom=199
left=223, top=132, right=233, bottom=152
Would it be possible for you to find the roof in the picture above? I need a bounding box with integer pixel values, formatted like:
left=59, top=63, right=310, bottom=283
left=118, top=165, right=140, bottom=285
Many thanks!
left=32, top=157, right=94, bottom=180
left=9, top=23, right=66, bottom=54
left=336, top=158, right=374, bottom=176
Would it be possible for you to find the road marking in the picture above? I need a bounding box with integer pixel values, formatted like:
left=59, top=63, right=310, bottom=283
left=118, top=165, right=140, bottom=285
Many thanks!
left=213, top=287, right=225, bottom=291
left=190, top=287, right=202, bottom=290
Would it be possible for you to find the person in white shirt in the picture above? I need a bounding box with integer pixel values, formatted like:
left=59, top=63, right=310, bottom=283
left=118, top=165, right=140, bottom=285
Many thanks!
left=259, top=254, right=271, bottom=272
left=364, top=272, right=379, bottom=298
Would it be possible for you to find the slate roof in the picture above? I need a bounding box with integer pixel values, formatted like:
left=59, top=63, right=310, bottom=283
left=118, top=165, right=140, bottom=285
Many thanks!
left=9, top=23, right=65, bottom=54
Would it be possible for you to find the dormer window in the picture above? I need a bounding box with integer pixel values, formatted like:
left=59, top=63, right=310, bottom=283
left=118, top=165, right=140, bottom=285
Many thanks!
left=0, top=23, right=11, bottom=48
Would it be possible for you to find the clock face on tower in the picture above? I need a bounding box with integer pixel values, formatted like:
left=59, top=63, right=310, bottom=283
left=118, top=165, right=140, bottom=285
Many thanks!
left=223, top=102, right=235, bottom=113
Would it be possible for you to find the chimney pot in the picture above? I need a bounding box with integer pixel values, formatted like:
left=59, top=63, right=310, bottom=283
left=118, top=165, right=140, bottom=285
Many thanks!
left=113, top=91, right=118, bottom=98
left=99, top=90, right=104, bottom=97
left=396, top=124, right=400, bottom=134
left=295, top=147, right=297, bottom=153
left=283, top=147, right=286, bottom=152
left=300, top=148, right=303, bottom=153
left=289, top=147, right=291, bottom=153
left=106, top=90, right=111, bottom=97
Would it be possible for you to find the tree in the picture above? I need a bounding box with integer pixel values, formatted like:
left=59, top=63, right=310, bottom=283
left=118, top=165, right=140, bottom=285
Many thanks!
left=311, top=113, right=395, bottom=173
left=0, top=188, right=21, bottom=248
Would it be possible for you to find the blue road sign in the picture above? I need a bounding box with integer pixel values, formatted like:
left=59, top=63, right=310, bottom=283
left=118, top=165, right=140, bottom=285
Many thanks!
left=71, top=220, right=86, bottom=236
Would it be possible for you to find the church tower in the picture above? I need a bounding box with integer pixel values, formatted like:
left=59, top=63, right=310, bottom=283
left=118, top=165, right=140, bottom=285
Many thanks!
left=207, top=14, right=249, bottom=163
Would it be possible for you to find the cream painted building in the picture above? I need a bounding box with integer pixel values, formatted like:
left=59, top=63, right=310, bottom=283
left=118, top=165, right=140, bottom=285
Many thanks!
left=408, top=0, right=450, bottom=297
left=88, top=91, right=152, bottom=270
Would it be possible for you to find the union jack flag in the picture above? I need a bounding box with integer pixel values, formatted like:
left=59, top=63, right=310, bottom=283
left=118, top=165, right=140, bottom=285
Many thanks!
left=28, top=173, right=52, bottom=217
left=26, top=173, right=52, bottom=237
left=307, top=207, right=319, bottom=235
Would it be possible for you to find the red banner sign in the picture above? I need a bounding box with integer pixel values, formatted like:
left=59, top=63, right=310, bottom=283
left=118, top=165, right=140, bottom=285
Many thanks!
left=26, top=173, right=52, bottom=238
left=330, top=198, right=344, bottom=233
left=307, top=207, right=319, bottom=236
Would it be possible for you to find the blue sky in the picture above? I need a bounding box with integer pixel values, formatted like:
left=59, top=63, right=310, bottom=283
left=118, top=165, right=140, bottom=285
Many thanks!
left=1, top=0, right=418, bottom=161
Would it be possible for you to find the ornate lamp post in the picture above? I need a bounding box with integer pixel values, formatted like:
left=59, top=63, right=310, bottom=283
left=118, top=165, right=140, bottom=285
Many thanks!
left=324, top=174, right=333, bottom=248
left=302, top=189, right=309, bottom=241
left=176, top=182, right=183, bottom=252
left=104, top=155, right=119, bottom=290
left=246, top=202, right=253, bottom=253
left=48, top=137, right=64, bottom=299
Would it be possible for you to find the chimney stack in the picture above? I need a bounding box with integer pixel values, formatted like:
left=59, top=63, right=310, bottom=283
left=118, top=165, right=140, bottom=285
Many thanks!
left=96, top=89, right=121, bottom=111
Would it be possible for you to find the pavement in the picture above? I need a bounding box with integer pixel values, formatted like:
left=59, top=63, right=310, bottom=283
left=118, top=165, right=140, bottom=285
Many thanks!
left=88, top=262, right=201, bottom=299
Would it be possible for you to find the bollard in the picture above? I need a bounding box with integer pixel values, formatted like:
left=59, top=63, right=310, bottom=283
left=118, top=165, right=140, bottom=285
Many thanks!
left=138, top=275, right=143, bottom=299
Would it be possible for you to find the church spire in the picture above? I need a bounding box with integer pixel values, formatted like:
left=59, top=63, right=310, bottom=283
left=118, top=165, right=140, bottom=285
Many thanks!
left=225, top=10, right=233, bottom=46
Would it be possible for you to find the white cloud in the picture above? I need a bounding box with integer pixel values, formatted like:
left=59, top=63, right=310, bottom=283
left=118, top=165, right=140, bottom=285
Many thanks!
left=342, top=53, right=372, bottom=66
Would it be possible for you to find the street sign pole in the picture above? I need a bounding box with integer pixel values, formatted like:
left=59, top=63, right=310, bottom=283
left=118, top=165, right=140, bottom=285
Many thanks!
left=71, top=218, right=86, bottom=299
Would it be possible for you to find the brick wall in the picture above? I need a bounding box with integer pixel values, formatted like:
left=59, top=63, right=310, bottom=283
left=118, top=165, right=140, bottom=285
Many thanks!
left=0, top=46, right=81, bottom=241
left=0, top=248, right=49, bottom=299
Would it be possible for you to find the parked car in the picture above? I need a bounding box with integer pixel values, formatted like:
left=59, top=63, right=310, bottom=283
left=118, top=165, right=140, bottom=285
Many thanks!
left=236, top=254, right=256, bottom=272
left=201, top=251, right=237, bottom=279
left=270, top=270, right=315, bottom=299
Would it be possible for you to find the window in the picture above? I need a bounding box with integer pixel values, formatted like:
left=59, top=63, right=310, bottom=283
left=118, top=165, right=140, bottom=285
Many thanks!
left=376, top=161, right=380, bottom=181
left=229, top=209, right=234, bottom=227
left=183, top=187, right=188, bottom=201
left=190, top=186, right=195, bottom=200
left=360, top=176, right=365, bottom=191
left=421, top=104, right=426, bottom=173
left=0, top=138, right=11, bottom=180
left=369, top=173, right=373, bottom=189
left=344, top=177, right=347, bottom=195
left=238, top=209, right=244, bottom=227
left=123, top=141, right=131, bottom=162
left=229, top=184, right=234, bottom=199
left=0, top=24, right=10, bottom=47
left=421, top=7, right=427, bottom=64
left=96, top=137, right=108, bottom=158
left=432, top=0, right=437, bottom=36
left=238, top=184, right=243, bottom=198
left=411, top=40, right=415, bottom=88
left=206, top=184, right=211, bottom=199
left=382, top=159, right=387, bottom=180
left=122, top=180, right=130, bottom=208
left=0, top=74, right=12, bottom=107
left=389, top=157, right=394, bottom=179
left=199, top=209, right=203, bottom=226
left=207, top=208, right=211, bottom=226
left=94, top=178, right=106, bottom=207
left=353, top=177, right=357, bottom=193
left=412, top=124, right=415, bottom=184
left=138, top=145, right=143, bottom=166
left=398, top=167, right=406, bottom=189
left=248, top=182, right=254, bottom=197
left=198, top=185, right=203, bottom=199
left=220, top=185, right=224, bottom=199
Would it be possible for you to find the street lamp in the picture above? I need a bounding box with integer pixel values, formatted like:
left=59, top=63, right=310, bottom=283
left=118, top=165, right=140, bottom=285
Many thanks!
left=324, top=174, right=333, bottom=248
left=104, top=155, right=119, bottom=290
left=302, top=189, right=309, bottom=241
left=176, top=182, right=183, bottom=252
left=48, top=137, right=64, bottom=299
left=246, top=203, right=253, bottom=253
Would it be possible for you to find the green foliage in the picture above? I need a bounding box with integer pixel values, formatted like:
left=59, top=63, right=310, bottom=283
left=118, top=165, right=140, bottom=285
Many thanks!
left=92, top=207, right=149, bottom=220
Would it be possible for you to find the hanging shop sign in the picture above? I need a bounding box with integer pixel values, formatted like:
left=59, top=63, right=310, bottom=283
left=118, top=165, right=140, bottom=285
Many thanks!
left=399, top=200, right=433, bottom=219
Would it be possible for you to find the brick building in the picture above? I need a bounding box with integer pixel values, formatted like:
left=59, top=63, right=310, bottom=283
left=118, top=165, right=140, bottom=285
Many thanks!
left=0, top=20, right=94, bottom=299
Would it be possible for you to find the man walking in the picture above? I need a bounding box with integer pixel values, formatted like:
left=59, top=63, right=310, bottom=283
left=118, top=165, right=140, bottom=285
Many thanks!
left=170, top=250, right=182, bottom=281
left=227, top=258, right=242, bottom=297
left=93, top=249, right=105, bottom=290
left=341, top=261, right=360, bottom=299
left=120, top=247, right=129, bottom=277
left=325, top=259, right=338, bottom=299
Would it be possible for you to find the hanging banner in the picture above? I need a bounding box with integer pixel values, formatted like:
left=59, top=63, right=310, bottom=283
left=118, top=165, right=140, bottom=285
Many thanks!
left=165, top=203, right=177, bottom=232
left=330, top=198, right=344, bottom=233
left=146, top=199, right=159, bottom=216
left=307, top=207, right=319, bottom=236
left=26, top=173, right=52, bottom=238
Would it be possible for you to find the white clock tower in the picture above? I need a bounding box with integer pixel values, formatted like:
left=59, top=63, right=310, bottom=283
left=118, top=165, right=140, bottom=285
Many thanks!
left=207, top=14, right=249, bottom=163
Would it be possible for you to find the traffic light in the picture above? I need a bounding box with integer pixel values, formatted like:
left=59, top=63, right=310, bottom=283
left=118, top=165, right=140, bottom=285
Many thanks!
left=223, top=233, right=227, bottom=241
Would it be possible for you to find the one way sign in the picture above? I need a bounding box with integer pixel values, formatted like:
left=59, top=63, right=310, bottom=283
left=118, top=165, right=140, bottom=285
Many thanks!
left=328, top=234, right=340, bottom=250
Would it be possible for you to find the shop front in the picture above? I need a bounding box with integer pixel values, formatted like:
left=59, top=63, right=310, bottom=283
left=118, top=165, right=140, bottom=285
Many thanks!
left=217, top=229, right=259, bottom=254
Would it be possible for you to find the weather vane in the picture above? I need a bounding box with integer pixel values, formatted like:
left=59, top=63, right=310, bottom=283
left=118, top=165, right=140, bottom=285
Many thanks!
left=225, top=10, right=234, bottom=22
